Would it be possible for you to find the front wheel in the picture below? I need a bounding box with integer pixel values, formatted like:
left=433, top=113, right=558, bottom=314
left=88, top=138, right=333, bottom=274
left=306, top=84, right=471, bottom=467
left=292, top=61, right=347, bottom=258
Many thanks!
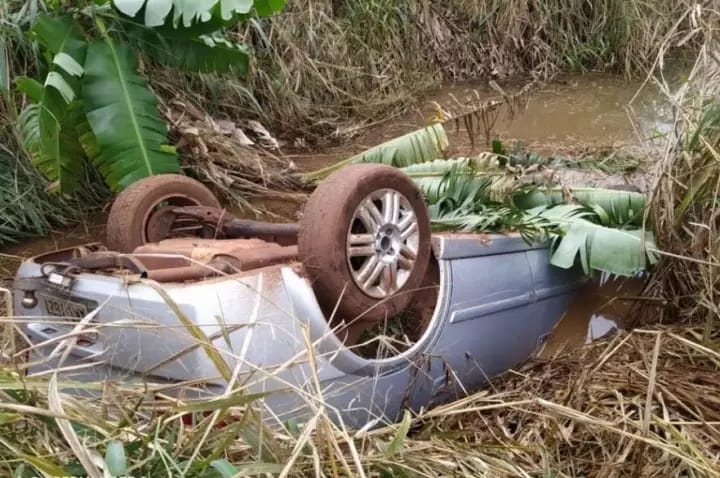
left=299, top=164, right=432, bottom=339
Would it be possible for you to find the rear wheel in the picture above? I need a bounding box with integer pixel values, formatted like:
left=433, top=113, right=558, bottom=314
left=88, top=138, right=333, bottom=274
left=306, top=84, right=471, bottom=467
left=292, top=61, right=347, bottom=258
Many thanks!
left=299, top=164, right=432, bottom=340
left=106, top=174, right=221, bottom=252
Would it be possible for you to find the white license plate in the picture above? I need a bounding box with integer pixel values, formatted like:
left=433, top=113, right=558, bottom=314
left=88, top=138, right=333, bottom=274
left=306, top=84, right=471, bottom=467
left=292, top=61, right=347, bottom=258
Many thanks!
left=42, top=295, right=95, bottom=319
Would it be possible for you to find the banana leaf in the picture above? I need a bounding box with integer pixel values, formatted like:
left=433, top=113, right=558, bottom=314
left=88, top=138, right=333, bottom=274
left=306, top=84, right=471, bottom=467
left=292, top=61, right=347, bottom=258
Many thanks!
left=113, top=0, right=286, bottom=28
left=304, top=124, right=449, bottom=182
left=82, top=38, right=180, bottom=191
left=16, top=15, right=88, bottom=193
left=513, top=187, right=647, bottom=226
left=401, top=156, right=515, bottom=205
left=532, top=204, right=658, bottom=276
left=141, top=30, right=249, bottom=74
left=402, top=158, right=478, bottom=203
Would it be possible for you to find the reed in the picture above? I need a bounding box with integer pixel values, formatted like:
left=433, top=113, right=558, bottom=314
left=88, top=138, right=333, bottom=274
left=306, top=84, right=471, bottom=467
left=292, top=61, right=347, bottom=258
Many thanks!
left=0, top=320, right=717, bottom=477
left=154, top=0, right=699, bottom=142
left=642, top=7, right=720, bottom=336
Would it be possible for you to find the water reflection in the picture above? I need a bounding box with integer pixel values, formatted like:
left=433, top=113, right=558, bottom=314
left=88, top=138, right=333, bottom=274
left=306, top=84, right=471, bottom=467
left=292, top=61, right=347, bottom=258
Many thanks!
left=539, top=274, right=647, bottom=357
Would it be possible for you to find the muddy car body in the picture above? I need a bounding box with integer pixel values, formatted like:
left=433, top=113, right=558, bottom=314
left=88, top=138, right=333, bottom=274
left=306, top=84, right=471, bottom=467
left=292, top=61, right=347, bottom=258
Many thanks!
left=14, top=235, right=581, bottom=428
left=12, top=168, right=584, bottom=428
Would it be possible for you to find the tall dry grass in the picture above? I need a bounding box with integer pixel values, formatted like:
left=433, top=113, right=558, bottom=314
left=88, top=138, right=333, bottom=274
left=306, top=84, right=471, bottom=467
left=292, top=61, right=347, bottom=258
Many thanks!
left=156, top=0, right=701, bottom=142
left=0, top=316, right=718, bottom=476
left=644, top=6, right=720, bottom=336
left=1, top=3, right=720, bottom=475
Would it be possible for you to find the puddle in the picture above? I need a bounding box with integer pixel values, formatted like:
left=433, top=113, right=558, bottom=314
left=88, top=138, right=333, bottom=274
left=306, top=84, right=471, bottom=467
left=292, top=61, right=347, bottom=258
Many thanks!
left=539, top=275, right=647, bottom=357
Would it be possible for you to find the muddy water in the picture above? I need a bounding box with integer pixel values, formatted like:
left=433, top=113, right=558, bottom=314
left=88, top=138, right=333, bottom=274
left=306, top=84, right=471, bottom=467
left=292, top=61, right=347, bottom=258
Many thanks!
left=539, top=276, right=647, bottom=357
left=1, top=72, right=665, bottom=347
left=291, top=72, right=672, bottom=174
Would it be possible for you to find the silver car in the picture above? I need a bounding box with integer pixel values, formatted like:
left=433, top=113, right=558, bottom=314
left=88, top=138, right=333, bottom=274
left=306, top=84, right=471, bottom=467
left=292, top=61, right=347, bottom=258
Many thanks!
left=12, top=165, right=584, bottom=428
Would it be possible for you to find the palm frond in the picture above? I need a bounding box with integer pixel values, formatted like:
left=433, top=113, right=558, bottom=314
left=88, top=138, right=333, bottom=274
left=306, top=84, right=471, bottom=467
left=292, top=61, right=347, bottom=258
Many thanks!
left=304, top=124, right=449, bottom=182
left=532, top=205, right=658, bottom=276
left=81, top=37, right=180, bottom=191
left=415, top=162, right=656, bottom=276
left=513, top=187, right=647, bottom=225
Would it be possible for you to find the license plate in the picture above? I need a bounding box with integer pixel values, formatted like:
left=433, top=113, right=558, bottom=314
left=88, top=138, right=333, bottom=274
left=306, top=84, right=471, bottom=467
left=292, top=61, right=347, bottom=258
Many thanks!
left=42, top=294, right=97, bottom=319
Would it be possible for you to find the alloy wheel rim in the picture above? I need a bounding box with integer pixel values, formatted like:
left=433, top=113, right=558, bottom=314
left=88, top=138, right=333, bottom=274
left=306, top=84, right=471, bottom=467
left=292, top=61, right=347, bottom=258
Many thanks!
left=346, top=189, right=419, bottom=299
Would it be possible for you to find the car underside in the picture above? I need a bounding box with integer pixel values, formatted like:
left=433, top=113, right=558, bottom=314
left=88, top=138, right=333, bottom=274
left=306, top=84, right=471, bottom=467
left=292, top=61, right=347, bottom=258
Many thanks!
left=12, top=165, right=585, bottom=428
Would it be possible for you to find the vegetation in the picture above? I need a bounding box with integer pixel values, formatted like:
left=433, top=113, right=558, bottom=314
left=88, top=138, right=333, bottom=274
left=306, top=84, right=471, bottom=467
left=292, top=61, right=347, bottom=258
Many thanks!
left=0, top=152, right=107, bottom=246
left=1, top=0, right=720, bottom=476
left=13, top=0, right=285, bottom=194
left=0, top=321, right=717, bottom=477
left=646, top=25, right=720, bottom=335
left=304, top=124, right=657, bottom=277
left=0, top=0, right=710, bottom=244
left=206, top=0, right=703, bottom=140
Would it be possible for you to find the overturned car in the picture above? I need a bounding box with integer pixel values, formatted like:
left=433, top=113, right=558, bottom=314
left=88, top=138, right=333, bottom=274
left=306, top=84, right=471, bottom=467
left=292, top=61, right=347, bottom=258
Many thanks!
left=13, top=164, right=588, bottom=428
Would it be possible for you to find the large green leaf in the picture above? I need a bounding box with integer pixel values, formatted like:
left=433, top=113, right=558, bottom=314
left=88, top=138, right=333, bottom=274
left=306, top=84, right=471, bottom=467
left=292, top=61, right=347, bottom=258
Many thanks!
left=533, top=205, right=658, bottom=276
left=17, top=15, right=88, bottom=193
left=113, top=0, right=284, bottom=28
left=400, top=157, right=508, bottom=203
left=17, top=100, right=87, bottom=193
left=143, top=30, right=249, bottom=73
left=513, top=187, right=647, bottom=226
left=304, top=124, right=449, bottom=182
left=82, top=39, right=180, bottom=191
left=348, top=123, right=448, bottom=167
left=414, top=165, right=657, bottom=275
left=401, top=157, right=473, bottom=176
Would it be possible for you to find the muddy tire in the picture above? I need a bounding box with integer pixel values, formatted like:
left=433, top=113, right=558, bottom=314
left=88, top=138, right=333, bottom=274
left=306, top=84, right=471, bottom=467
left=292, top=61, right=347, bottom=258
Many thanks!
left=299, top=164, right=432, bottom=327
left=106, top=174, right=220, bottom=253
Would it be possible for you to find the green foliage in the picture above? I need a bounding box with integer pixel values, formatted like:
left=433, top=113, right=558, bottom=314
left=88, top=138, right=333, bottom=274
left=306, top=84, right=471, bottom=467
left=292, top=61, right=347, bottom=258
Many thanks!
left=425, top=173, right=657, bottom=276
left=17, top=15, right=88, bottom=193
left=113, top=0, right=285, bottom=28
left=14, top=0, right=286, bottom=194
left=0, top=153, right=106, bottom=246
left=400, top=157, right=498, bottom=203
left=333, top=129, right=657, bottom=277
left=304, top=124, right=449, bottom=182
left=82, top=38, right=180, bottom=190
left=142, top=31, right=249, bottom=74
left=531, top=204, right=657, bottom=276
left=514, top=187, right=647, bottom=226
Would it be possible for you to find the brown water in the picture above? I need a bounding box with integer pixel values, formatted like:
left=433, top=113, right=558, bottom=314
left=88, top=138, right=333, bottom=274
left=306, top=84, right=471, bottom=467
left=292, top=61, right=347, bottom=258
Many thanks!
left=539, top=276, right=648, bottom=357
left=291, top=72, right=672, bottom=174
left=1, top=72, right=666, bottom=346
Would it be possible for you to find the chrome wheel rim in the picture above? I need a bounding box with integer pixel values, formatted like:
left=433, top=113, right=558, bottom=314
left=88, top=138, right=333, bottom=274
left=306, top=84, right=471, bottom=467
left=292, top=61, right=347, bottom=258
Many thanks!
left=346, top=189, right=419, bottom=299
